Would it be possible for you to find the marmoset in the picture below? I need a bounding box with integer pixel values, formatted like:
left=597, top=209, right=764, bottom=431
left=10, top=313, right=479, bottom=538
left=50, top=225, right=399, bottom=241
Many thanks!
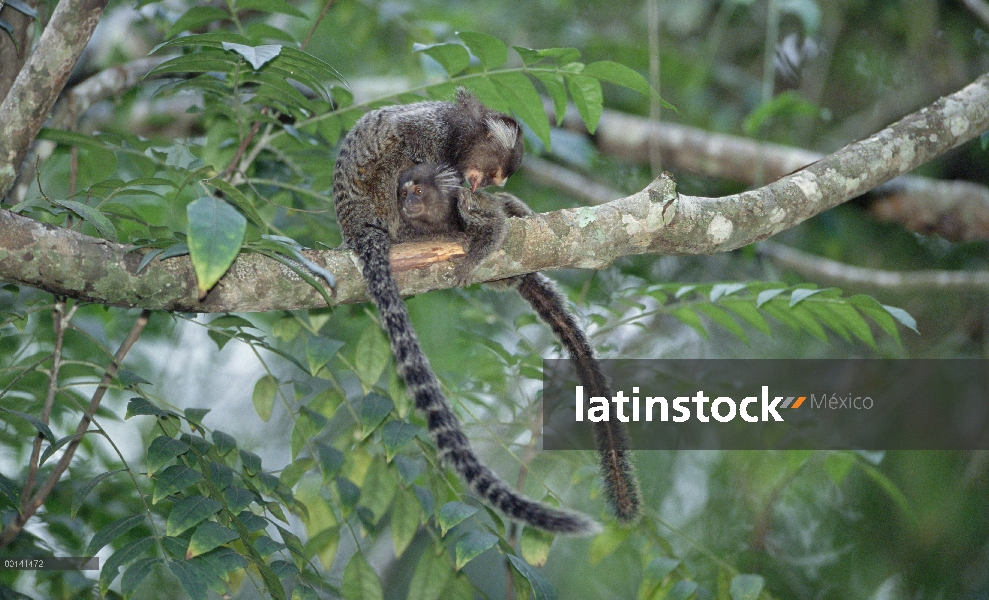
left=333, top=90, right=598, bottom=534
left=397, top=162, right=640, bottom=523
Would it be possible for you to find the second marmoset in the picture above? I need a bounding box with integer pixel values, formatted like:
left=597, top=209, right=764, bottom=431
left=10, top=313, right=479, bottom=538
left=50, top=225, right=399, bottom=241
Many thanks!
left=396, top=162, right=641, bottom=523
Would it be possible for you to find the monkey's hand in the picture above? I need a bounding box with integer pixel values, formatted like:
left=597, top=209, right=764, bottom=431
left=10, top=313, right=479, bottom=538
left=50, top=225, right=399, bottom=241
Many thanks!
left=452, top=262, right=474, bottom=287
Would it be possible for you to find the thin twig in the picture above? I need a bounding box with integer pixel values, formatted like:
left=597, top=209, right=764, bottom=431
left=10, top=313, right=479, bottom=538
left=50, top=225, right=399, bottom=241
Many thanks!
left=0, top=309, right=151, bottom=549
left=222, top=118, right=263, bottom=180
left=301, top=0, right=334, bottom=50
left=20, top=300, right=76, bottom=509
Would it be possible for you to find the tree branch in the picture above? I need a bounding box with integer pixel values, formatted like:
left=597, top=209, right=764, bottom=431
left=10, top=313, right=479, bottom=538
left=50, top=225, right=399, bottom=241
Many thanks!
left=0, top=309, right=149, bottom=550
left=759, top=242, right=989, bottom=292
left=0, top=71, right=988, bottom=311
left=560, top=86, right=989, bottom=242
left=0, top=0, right=110, bottom=197
left=7, top=56, right=172, bottom=204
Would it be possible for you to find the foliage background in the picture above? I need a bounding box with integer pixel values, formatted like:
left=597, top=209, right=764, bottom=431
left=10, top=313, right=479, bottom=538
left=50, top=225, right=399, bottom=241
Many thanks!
left=1, top=0, right=989, bottom=599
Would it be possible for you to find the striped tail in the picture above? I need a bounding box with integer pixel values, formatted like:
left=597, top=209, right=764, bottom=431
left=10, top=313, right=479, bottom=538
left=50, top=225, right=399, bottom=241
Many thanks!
left=352, top=228, right=600, bottom=535
left=515, top=273, right=641, bottom=523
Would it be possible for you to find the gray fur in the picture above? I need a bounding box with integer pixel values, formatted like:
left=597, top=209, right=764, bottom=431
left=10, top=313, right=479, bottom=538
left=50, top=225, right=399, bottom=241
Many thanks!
left=333, top=92, right=597, bottom=534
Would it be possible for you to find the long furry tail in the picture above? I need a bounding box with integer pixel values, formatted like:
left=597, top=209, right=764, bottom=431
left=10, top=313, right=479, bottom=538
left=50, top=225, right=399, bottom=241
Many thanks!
left=352, top=228, right=600, bottom=535
left=515, top=273, right=641, bottom=523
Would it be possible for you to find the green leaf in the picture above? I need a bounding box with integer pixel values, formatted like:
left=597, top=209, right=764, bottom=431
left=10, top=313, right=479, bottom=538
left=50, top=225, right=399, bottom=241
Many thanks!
left=696, top=304, right=747, bottom=343
left=166, top=559, right=211, bottom=600
left=507, top=554, right=557, bottom=600
left=153, top=464, right=203, bottom=504
left=566, top=74, right=603, bottom=134
left=359, top=461, right=398, bottom=522
left=240, top=449, right=262, bottom=475
left=855, top=459, right=918, bottom=526
left=187, top=521, right=238, bottom=558
left=755, top=288, right=786, bottom=307
left=519, top=526, right=554, bottom=568
left=775, top=303, right=828, bottom=341
left=667, top=580, right=699, bottom=600
left=671, top=306, right=708, bottom=338
left=280, top=457, right=315, bottom=488
left=254, top=535, right=285, bottom=556
left=0, top=471, right=19, bottom=510
left=729, top=574, right=765, bottom=600
left=532, top=72, right=568, bottom=125
left=849, top=295, right=901, bottom=344
left=341, top=552, right=383, bottom=600
left=1, top=408, right=55, bottom=441
left=147, top=435, right=190, bottom=475
left=709, top=283, right=748, bottom=301
left=743, top=90, right=820, bottom=136
left=390, top=486, right=421, bottom=558
left=317, top=443, right=345, bottom=480
left=207, top=462, right=233, bottom=492
left=408, top=548, right=453, bottom=600
left=459, top=77, right=510, bottom=113
left=583, top=60, right=656, bottom=100
left=491, top=72, right=551, bottom=148
left=290, top=407, right=327, bottom=459
left=360, top=393, right=394, bottom=438
left=381, top=420, right=421, bottom=461
left=166, top=495, right=223, bottom=536
left=301, top=525, right=337, bottom=569
left=52, top=200, right=119, bottom=242
left=437, top=501, right=478, bottom=536
left=306, top=336, right=344, bottom=376
left=414, top=485, right=434, bottom=516
left=252, top=374, right=278, bottom=421
left=881, top=304, right=919, bottom=333
left=118, top=369, right=152, bottom=387
left=148, top=54, right=238, bottom=78
left=222, top=42, right=281, bottom=70
left=205, top=178, right=266, bottom=228
left=353, top=326, right=390, bottom=387
left=588, top=523, right=630, bottom=564
left=828, top=303, right=876, bottom=348
left=292, top=586, right=319, bottom=600
left=457, top=31, right=508, bottom=69
left=166, top=6, right=228, bottom=39
left=824, top=451, right=855, bottom=485
left=455, top=530, right=498, bottom=570
left=38, top=433, right=78, bottom=466
left=721, top=299, right=771, bottom=335
left=121, top=557, right=163, bottom=597
left=237, top=0, right=308, bottom=19
left=72, top=469, right=125, bottom=518
left=224, top=486, right=256, bottom=513
left=100, top=537, right=154, bottom=596
left=184, top=408, right=210, bottom=426
left=212, top=430, right=236, bottom=455
left=186, top=196, right=247, bottom=295
left=414, top=42, right=471, bottom=76
left=85, top=514, right=146, bottom=557
left=789, top=287, right=822, bottom=306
